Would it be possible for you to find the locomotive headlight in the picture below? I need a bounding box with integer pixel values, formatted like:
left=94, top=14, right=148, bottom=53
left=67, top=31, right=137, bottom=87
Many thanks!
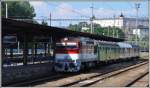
left=64, top=38, right=68, bottom=41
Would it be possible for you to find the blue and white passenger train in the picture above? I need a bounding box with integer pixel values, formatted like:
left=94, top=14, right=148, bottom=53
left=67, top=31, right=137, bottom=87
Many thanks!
left=54, top=37, right=139, bottom=72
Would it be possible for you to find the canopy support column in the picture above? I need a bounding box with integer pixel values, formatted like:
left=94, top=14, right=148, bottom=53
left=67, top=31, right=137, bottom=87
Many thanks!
left=44, top=43, right=47, bottom=57
left=23, top=35, right=28, bottom=66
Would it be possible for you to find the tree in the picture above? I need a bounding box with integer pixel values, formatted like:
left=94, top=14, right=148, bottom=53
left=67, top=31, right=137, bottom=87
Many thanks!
left=68, top=22, right=125, bottom=38
left=69, top=24, right=80, bottom=31
left=1, top=1, right=37, bottom=23
left=2, top=1, right=36, bottom=18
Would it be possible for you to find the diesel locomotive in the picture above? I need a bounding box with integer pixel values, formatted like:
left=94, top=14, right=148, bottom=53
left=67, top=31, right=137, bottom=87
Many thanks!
left=54, top=37, right=139, bottom=72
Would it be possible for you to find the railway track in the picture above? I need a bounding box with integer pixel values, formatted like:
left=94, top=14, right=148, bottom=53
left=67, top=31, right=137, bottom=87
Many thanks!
left=5, top=59, right=148, bottom=87
left=67, top=61, right=148, bottom=87
left=126, top=72, right=149, bottom=87
left=33, top=60, right=147, bottom=87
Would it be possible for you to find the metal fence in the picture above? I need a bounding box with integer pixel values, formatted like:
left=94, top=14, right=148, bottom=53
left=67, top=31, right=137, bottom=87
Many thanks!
left=2, top=54, right=54, bottom=67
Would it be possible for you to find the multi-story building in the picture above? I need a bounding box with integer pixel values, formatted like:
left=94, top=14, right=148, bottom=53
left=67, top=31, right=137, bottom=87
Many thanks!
left=93, top=13, right=149, bottom=39
left=133, top=27, right=149, bottom=39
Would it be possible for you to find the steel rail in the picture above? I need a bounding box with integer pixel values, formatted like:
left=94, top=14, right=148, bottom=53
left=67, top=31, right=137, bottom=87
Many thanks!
left=61, top=61, right=148, bottom=87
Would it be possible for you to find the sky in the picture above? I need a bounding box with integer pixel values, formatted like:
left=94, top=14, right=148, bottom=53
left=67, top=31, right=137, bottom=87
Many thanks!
left=29, top=1, right=148, bottom=26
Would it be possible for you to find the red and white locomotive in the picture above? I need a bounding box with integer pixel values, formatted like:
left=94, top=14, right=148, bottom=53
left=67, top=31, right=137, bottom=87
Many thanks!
left=54, top=37, right=96, bottom=72
left=54, top=37, right=139, bottom=72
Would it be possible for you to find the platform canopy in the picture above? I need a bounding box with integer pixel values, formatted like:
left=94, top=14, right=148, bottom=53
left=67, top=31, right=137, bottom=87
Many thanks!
left=2, top=18, right=125, bottom=42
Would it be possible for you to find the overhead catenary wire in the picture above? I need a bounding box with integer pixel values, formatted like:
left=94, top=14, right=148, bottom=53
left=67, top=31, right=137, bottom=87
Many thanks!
left=14, top=18, right=90, bottom=21
left=46, top=2, right=91, bottom=18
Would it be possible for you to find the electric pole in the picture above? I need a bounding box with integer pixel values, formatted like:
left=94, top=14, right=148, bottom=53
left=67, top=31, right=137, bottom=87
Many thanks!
left=116, top=29, right=118, bottom=38
left=50, top=13, right=51, bottom=26
left=6, top=2, right=8, bottom=18
left=113, top=15, right=116, bottom=37
left=107, top=26, right=110, bottom=36
left=135, top=3, right=140, bottom=45
left=90, top=3, right=94, bottom=34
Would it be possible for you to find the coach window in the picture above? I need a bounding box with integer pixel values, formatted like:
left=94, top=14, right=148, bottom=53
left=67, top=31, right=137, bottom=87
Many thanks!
left=84, top=45, right=86, bottom=53
left=88, top=45, right=89, bottom=53
left=90, top=45, right=91, bottom=53
left=94, top=45, right=97, bottom=54
left=86, top=45, right=88, bottom=54
left=90, top=45, right=92, bottom=53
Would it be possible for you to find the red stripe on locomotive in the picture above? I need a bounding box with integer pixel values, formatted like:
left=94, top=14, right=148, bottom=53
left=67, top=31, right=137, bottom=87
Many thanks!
left=55, top=49, right=79, bottom=54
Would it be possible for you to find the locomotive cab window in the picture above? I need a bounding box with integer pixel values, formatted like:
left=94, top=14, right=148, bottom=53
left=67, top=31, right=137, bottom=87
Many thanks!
left=56, top=42, right=78, bottom=49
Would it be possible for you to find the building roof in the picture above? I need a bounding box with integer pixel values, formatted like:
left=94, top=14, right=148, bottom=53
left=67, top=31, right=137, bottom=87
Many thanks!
left=120, top=13, right=124, bottom=17
left=117, top=42, right=132, bottom=48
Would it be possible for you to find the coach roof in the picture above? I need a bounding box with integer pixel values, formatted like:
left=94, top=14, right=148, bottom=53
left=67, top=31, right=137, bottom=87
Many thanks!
left=117, top=42, right=132, bottom=48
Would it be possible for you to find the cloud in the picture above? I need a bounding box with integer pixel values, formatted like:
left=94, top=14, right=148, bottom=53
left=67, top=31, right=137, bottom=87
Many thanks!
left=30, top=2, right=78, bottom=19
left=57, top=3, right=73, bottom=13
left=30, top=1, right=137, bottom=19
left=29, top=1, right=50, bottom=18
left=52, top=3, right=77, bottom=19
left=29, top=1, right=141, bottom=26
left=29, top=1, right=45, bottom=7
left=80, top=7, right=136, bottom=19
